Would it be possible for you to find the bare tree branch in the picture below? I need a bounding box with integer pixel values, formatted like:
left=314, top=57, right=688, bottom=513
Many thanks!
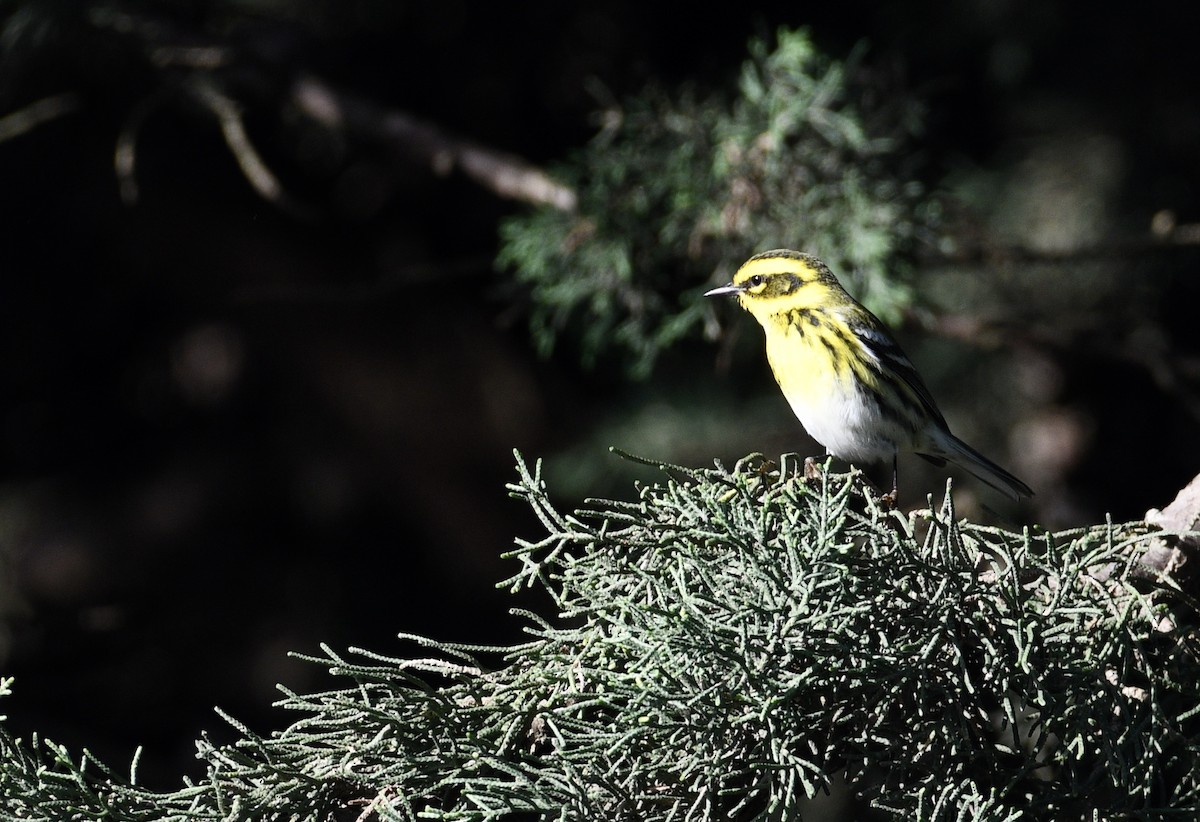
left=114, top=90, right=162, bottom=205
left=187, top=76, right=319, bottom=221
left=291, top=74, right=577, bottom=212
left=8, top=5, right=577, bottom=217
left=0, top=93, right=80, bottom=144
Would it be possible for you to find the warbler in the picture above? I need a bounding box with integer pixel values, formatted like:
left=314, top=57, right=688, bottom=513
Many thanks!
left=705, top=249, right=1032, bottom=499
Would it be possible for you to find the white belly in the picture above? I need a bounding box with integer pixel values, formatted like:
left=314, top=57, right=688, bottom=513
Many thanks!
left=782, top=384, right=900, bottom=463
left=766, top=332, right=909, bottom=464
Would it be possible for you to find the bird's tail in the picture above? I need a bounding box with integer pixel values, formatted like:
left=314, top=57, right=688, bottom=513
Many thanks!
left=927, top=432, right=1033, bottom=499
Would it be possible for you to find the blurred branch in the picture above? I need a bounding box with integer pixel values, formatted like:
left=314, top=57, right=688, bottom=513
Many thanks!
left=113, top=90, right=161, bottom=206
left=290, top=74, right=576, bottom=211
left=3, top=3, right=573, bottom=216
left=111, top=72, right=319, bottom=220
left=928, top=212, right=1200, bottom=267
left=0, top=93, right=79, bottom=144
left=187, top=76, right=319, bottom=221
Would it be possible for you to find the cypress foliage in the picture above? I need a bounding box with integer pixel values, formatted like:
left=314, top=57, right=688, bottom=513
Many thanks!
left=2, top=453, right=1197, bottom=820
left=497, top=28, right=927, bottom=376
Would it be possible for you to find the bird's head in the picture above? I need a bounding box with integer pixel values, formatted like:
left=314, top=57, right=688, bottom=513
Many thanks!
left=705, top=250, right=848, bottom=323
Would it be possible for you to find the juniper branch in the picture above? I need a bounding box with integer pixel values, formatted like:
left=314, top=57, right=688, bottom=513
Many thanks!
left=2, top=456, right=1199, bottom=821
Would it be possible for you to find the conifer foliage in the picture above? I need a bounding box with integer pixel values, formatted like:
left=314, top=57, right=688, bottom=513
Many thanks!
left=498, top=28, right=926, bottom=376
left=2, top=454, right=1198, bottom=820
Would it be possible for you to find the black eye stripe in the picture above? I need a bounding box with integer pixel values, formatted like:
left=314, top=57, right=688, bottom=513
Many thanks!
left=744, top=271, right=804, bottom=291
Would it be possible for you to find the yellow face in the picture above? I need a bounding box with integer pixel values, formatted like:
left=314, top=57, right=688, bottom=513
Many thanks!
left=705, top=250, right=847, bottom=325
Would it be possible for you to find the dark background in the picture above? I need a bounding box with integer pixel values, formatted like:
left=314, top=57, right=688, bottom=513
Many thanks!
left=1, top=0, right=1198, bottom=791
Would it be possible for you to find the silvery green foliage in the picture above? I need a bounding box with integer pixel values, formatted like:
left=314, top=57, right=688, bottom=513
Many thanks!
left=2, top=454, right=1197, bottom=820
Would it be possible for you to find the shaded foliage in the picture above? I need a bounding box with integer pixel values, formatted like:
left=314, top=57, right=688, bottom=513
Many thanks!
left=499, top=29, right=929, bottom=376
left=2, top=455, right=1197, bottom=819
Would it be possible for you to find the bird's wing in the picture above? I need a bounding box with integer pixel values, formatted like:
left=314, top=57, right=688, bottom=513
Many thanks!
left=854, top=322, right=949, bottom=429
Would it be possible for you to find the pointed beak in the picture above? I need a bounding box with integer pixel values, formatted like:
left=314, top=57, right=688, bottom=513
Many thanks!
left=704, top=283, right=744, bottom=297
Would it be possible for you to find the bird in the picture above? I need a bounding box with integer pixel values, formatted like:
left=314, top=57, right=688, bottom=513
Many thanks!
left=705, top=249, right=1032, bottom=499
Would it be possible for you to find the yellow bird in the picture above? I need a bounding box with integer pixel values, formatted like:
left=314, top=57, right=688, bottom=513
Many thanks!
left=706, top=249, right=1032, bottom=499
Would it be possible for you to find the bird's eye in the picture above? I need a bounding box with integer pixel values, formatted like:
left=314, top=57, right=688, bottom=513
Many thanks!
left=748, top=275, right=765, bottom=288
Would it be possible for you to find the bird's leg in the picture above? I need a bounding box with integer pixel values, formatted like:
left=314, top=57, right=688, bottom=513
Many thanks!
left=873, top=452, right=898, bottom=509
left=803, top=448, right=833, bottom=482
